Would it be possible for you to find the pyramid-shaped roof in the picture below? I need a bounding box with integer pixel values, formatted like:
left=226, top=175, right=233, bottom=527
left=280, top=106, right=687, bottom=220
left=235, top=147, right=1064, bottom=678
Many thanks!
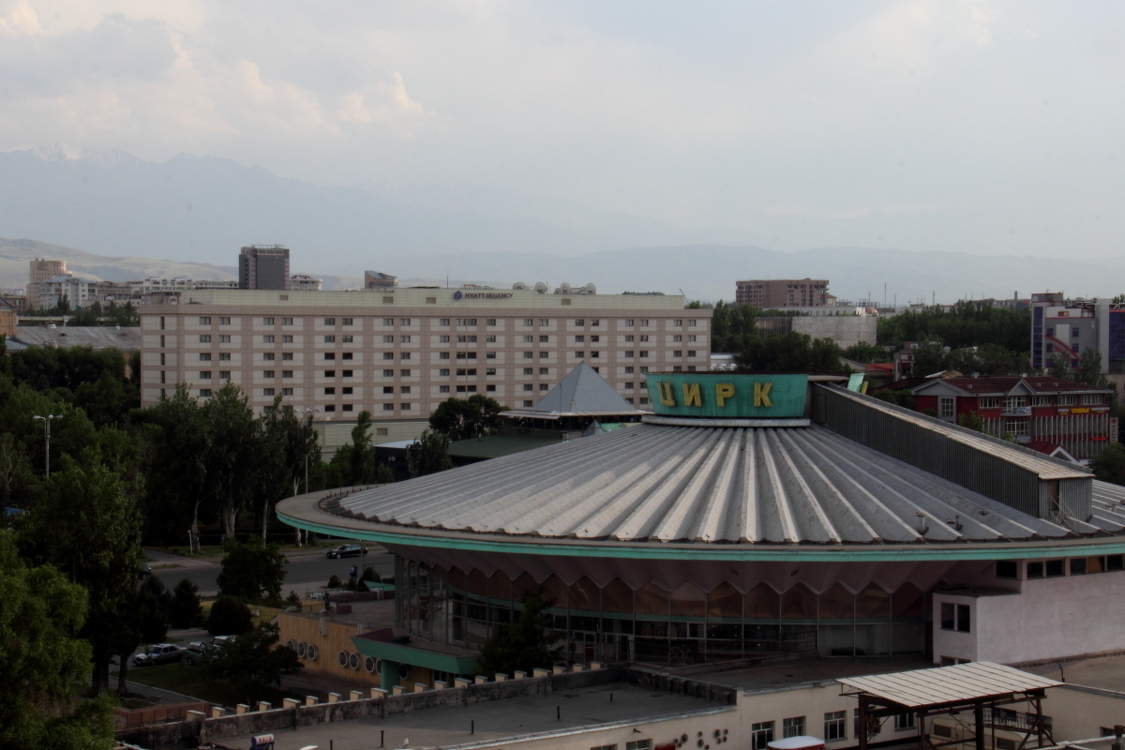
left=520, top=362, right=643, bottom=416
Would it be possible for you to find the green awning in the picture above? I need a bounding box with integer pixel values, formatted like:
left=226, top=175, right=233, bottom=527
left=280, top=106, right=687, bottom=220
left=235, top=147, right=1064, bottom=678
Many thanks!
left=351, top=636, right=478, bottom=675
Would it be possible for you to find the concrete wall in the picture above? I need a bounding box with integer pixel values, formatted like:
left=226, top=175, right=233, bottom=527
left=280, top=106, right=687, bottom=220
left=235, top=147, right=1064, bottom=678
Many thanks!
left=278, top=612, right=381, bottom=686
left=934, top=574, right=1125, bottom=665
left=791, top=316, right=878, bottom=350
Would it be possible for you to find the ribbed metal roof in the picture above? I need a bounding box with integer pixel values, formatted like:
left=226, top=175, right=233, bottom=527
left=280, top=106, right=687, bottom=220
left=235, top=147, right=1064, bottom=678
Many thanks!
left=333, top=423, right=1125, bottom=545
left=838, top=661, right=1059, bottom=708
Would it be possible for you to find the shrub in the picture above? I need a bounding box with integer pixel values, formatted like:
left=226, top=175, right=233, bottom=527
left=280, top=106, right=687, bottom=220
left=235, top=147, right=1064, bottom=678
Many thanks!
left=206, top=595, right=253, bottom=636
left=169, top=579, right=203, bottom=629
left=327, top=574, right=343, bottom=589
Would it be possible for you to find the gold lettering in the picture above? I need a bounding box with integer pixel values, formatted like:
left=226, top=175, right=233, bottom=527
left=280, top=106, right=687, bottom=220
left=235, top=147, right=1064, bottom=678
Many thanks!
left=716, top=383, right=736, bottom=407
left=658, top=381, right=677, bottom=407
left=682, top=382, right=702, bottom=407
left=754, top=381, right=773, bottom=408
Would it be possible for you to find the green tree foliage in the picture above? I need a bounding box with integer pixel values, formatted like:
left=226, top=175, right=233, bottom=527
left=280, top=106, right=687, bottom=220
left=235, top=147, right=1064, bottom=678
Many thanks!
left=0, top=531, right=116, bottom=750
left=325, top=410, right=393, bottom=487
left=957, top=411, right=985, bottom=432
left=56, top=301, right=140, bottom=327
left=255, top=400, right=320, bottom=539
left=115, top=575, right=172, bottom=695
left=842, top=341, right=890, bottom=363
left=169, top=579, right=203, bottom=629
left=708, top=301, right=758, bottom=353
left=910, top=340, right=949, bottom=377
left=200, top=622, right=301, bottom=702
left=871, top=389, right=917, bottom=410
left=877, top=300, right=1030, bottom=353
left=216, top=538, right=287, bottom=604
left=477, top=591, right=562, bottom=677
left=1048, top=352, right=1071, bottom=379
left=1092, top=442, right=1125, bottom=486
left=202, top=384, right=260, bottom=537
left=946, top=343, right=1014, bottom=376
left=18, top=453, right=144, bottom=693
left=429, top=395, right=508, bottom=441
left=1076, top=347, right=1110, bottom=388
left=737, top=332, right=847, bottom=375
left=406, top=428, right=454, bottom=477
left=206, top=595, right=254, bottom=636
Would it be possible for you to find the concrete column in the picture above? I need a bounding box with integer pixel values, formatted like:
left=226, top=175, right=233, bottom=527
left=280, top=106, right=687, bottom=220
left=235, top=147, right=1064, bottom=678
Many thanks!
left=283, top=698, right=300, bottom=709
left=186, top=710, right=206, bottom=723
left=327, top=693, right=340, bottom=704
left=413, top=683, right=426, bottom=693
left=495, top=673, right=508, bottom=682
left=236, top=704, right=249, bottom=715
left=304, top=696, right=318, bottom=706
left=371, top=688, right=388, bottom=700
left=572, top=663, right=585, bottom=672
left=533, top=668, right=550, bottom=678
left=590, top=661, right=603, bottom=671
left=257, top=701, right=272, bottom=712
left=391, top=685, right=405, bottom=696
left=454, top=677, right=471, bottom=688
left=210, top=707, right=225, bottom=719
left=514, top=671, right=527, bottom=680
left=434, top=680, right=448, bottom=690
left=552, top=665, right=565, bottom=675
left=349, top=690, right=363, bottom=701
left=474, top=675, right=487, bottom=684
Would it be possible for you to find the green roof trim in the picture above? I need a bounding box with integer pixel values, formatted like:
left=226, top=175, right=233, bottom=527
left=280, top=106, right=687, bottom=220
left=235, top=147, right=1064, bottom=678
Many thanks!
left=277, top=509, right=1125, bottom=563
left=364, top=581, right=396, bottom=592
left=351, top=636, right=477, bottom=675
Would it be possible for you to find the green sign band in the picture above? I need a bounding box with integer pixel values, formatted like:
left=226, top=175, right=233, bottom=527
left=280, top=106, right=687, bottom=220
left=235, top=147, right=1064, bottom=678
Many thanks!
left=645, top=373, right=808, bottom=418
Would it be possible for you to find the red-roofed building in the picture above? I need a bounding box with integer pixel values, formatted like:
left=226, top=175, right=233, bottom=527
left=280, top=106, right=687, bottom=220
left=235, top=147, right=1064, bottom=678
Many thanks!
left=908, top=376, right=1115, bottom=461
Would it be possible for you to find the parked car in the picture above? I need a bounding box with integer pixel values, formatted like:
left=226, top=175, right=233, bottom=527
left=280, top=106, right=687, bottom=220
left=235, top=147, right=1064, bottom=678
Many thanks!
left=326, top=544, right=368, bottom=559
left=183, top=636, right=231, bottom=666
left=133, top=644, right=183, bottom=667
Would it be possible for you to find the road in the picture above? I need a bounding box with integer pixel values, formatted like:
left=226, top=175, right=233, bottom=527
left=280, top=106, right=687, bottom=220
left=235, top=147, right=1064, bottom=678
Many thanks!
left=150, top=546, right=396, bottom=597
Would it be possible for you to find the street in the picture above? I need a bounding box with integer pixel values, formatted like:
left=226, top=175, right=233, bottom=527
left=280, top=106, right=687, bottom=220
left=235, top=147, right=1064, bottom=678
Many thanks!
left=150, top=546, right=396, bottom=597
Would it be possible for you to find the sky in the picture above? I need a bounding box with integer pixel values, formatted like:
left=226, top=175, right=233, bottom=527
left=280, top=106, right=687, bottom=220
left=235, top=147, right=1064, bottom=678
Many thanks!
left=1, top=1, right=1124, bottom=258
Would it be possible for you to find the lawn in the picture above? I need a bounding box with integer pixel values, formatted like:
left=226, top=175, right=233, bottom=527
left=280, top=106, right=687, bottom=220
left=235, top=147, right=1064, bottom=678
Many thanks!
left=124, top=662, right=302, bottom=708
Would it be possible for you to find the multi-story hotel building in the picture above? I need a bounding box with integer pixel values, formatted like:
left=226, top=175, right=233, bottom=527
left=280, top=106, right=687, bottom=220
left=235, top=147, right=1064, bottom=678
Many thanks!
left=735, top=278, right=830, bottom=308
left=139, top=287, right=710, bottom=416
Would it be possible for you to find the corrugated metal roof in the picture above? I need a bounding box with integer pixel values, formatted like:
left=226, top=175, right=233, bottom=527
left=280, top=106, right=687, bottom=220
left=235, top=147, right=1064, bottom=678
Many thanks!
left=838, top=661, right=1060, bottom=708
left=335, top=423, right=1122, bottom=544
left=12, top=326, right=141, bottom=352
left=526, top=362, right=643, bottom=416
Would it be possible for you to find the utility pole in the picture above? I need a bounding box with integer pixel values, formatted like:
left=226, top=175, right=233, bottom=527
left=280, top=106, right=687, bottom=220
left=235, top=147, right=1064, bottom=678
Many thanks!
left=33, top=414, right=62, bottom=478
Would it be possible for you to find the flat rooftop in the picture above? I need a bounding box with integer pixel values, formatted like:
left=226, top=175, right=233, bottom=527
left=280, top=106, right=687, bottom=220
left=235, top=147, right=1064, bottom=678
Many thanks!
left=664, top=655, right=932, bottom=692
left=1023, top=653, right=1125, bottom=694
left=221, top=682, right=718, bottom=750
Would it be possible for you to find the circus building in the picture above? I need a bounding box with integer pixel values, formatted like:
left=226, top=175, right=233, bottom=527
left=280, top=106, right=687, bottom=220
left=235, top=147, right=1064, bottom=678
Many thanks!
left=277, top=372, right=1125, bottom=683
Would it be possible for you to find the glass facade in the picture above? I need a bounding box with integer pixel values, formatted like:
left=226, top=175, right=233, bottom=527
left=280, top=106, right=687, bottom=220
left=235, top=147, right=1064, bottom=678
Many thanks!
left=394, top=555, right=927, bottom=664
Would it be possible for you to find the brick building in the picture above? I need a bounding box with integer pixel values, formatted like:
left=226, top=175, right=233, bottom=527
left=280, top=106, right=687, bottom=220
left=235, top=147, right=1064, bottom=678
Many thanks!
left=909, top=376, right=1115, bottom=461
left=735, top=279, right=830, bottom=308
left=139, top=287, right=710, bottom=416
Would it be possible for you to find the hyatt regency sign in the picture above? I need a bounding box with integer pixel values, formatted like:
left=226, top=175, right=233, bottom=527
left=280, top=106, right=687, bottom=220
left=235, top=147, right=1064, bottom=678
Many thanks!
left=645, top=373, right=808, bottom=418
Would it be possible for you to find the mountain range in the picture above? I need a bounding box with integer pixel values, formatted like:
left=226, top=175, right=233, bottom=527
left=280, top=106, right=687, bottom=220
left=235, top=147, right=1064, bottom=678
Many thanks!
left=0, top=147, right=1119, bottom=303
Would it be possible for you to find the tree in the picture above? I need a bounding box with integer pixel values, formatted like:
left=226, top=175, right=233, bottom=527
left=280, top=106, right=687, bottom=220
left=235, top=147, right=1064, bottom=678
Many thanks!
left=255, top=400, right=320, bottom=540
left=201, top=622, right=301, bottom=703
left=957, top=411, right=985, bottom=433
left=911, top=340, right=948, bottom=377
left=877, top=300, right=1030, bottom=354
left=406, top=429, right=454, bottom=477
left=947, top=343, right=1013, bottom=376
left=871, top=388, right=917, bottom=410
left=1048, top=352, right=1071, bottom=379
left=0, top=530, right=116, bottom=750
left=709, top=301, right=758, bottom=354
left=1092, top=442, right=1125, bottom=486
left=215, top=537, right=287, bottom=604
left=202, top=384, right=260, bottom=538
left=18, top=453, right=144, bottom=693
left=116, top=575, right=172, bottom=695
left=737, top=332, right=847, bottom=375
left=429, top=395, right=507, bottom=441
left=1076, top=347, right=1110, bottom=389
left=206, top=595, right=254, bottom=636
left=477, top=591, right=562, bottom=677
left=843, top=341, right=890, bottom=363
left=169, top=579, right=203, bottom=629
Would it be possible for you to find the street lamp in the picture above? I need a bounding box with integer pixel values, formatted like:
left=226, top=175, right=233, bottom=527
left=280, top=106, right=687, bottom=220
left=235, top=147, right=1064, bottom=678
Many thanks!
left=33, top=414, right=62, bottom=478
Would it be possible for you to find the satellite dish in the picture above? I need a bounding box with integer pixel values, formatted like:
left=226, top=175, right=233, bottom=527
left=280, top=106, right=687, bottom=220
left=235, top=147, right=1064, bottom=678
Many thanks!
left=560, top=282, right=572, bottom=293
left=585, top=282, right=596, bottom=294
left=513, top=282, right=528, bottom=290
left=534, top=282, right=548, bottom=294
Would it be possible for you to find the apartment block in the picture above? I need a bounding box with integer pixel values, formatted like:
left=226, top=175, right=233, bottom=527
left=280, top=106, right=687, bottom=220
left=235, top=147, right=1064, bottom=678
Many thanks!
left=239, top=245, right=290, bottom=290
left=26, top=258, right=70, bottom=309
left=735, top=278, right=830, bottom=308
left=139, top=287, right=711, bottom=416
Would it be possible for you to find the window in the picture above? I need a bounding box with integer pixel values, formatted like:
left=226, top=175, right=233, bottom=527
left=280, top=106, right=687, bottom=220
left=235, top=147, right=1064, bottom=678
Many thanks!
left=324, top=353, right=336, bottom=361
left=261, top=352, right=274, bottom=361
left=324, top=318, right=335, bottom=325
left=199, top=316, right=211, bottom=325
left=673, top=350, right=682, bottom=358
left=939, top=397, right=955, bottom=418
left=282, top=317, right=293, bottom=325
left=199, top=389, right=211, bottom=397
left=1030, top=395, right=1051, bottom=406
left=523, top=318, right=534, bottom=326
left=438, top=318, right=450, bottom=326
left=401, top=403, right=411, bottom=410
left=384, top=353, right=395, bottom=360
left=384, top=335, right=395, bottom=343
left=673, top=335, right=682, bottom=342
left=933, top=725, right=953, bottom=738
left=342, top=335, right=353, bottom=343
left=673, top=319, right=683, bottom=326
left=440, top=335, right=450, bottom=343
left=524, top=384, right=533, bottom=391
left=199, top=335, right=211, bottom=343
left=688, top=334, right=697, bottom=342
left=282, top=353, right=293, bottom=361
left=979, top=397, right=1001, bottom=408
left=487, top=318, right=497, bottom=326
left=401, top=386, right=411, bottom=394
left=591, top=319, right=600, bottom=326
left=263, top=370, right=275, bottom=379
left=640, top=366, right=649, bottom=373
left=486, top=368, right=497, bottom=375
left=639, top=335, right=649, bottom=342
left=457, top=335, right=477, bottom=343
left=1058, top=394, right=1077, bottom=406
left=486, top=384, right=496, bottom=392
left=384, top=318, right=396, bottom=326
left=539, top=367, right=549, bottom=375
left=626, top=741, right=652, bottom=750
left=523, top=367, right=533, bottom=375
left=342, top=318, right=353, bottom=326
left=523, top=352, right=533, bottom=359
left=343, top=404, right=353, bottom=412
left=523, top=400, right=533, bottom=407
left=575, top=335, right=586, bottom=343
left=485, top=351, right=496, bottom=359
left=400, top=318, right=411, bottom=325
left=751, top=722, right=774, bottom=750
left=263, top=388, right=275, bottom=396
left=996, top=560, right=1018, bottom=578
left=342, top=387, right=353, bottom=395
left=219, top=316, right=230, bottom=325
left=343, top=352, right=353, bottom=360
left=625, top=366, right=634, bottom=374
left=257, top=334, right=272, bottom=344
left=282, top=335, right=294, bottom=343
left=282, top=370, right=294, bottom=378
left=687, top=350, right=697, bottom=358
left=486, top=335, right=497, bottom=343
left=640, top=319, right=649, bottom=326
left=401, top=335, right=412, bottom=343
left=440, top=368, right=450, bottom=376
left=1045, top=558, right=1065, bottom=577
left=324, top=405, right=336, bottom=413
left=940, top=602, right=971, bottom=632
left=324, top=387, right=336, bottom=395
left=539, top=335, right=549, bottom=343
left=539, top=383, right=549, bottom=391
left=625, top=351, right=635, bottom=358
left=383, top=404, right=394, bottom=411
left=1083, top=394, right=1103, bottom=405
left=200, top=353, right=212, bottom=361
left=1070, top=558, right=1087, bottom=575
left=688, top=319, right=698, bottom=326
left=539, top=351, right=549, bottom=359
left=1027, top=561, right=1044, bottom=578
left=523, top=335, right=534, bottom=343
left=456, top=318, right=477, bottom=326
left=383, top=386, right=394, bottom=394
left=783, top=717, right=806, bottom=738
left=199, top=371, right=212, bottom=379
left=282, top=388, right=293, bottom=396
left=439, top=385, right=450, bottom=393
left=538, top=319, right=549, bottom=325
left=639, top=351, right=649, bottom=358
left=591, top=745, right=617, bottom=750
left=824, top=712, right=847, bottom=741
left=324, top=370, right=336, bottom=378
left=894, top=713, right=915, bottom=731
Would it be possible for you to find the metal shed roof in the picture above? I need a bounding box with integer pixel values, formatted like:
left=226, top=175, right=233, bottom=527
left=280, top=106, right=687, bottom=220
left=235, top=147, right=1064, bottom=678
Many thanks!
left=12, top=325, right=142, bottom=352
left=838, top=661, right=1060, bottom=709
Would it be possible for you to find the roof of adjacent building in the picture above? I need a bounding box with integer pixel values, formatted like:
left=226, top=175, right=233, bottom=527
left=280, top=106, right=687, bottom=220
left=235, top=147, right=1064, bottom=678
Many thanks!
left=326, top=420, right=1125, bottom=546
left=838, top=661, right=1059, bottom=709
left=911, top=376, right=1112, bottom=396
left=10, top=325, right=142, bottom=352
left=503, top=362, right=645, bottom=419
